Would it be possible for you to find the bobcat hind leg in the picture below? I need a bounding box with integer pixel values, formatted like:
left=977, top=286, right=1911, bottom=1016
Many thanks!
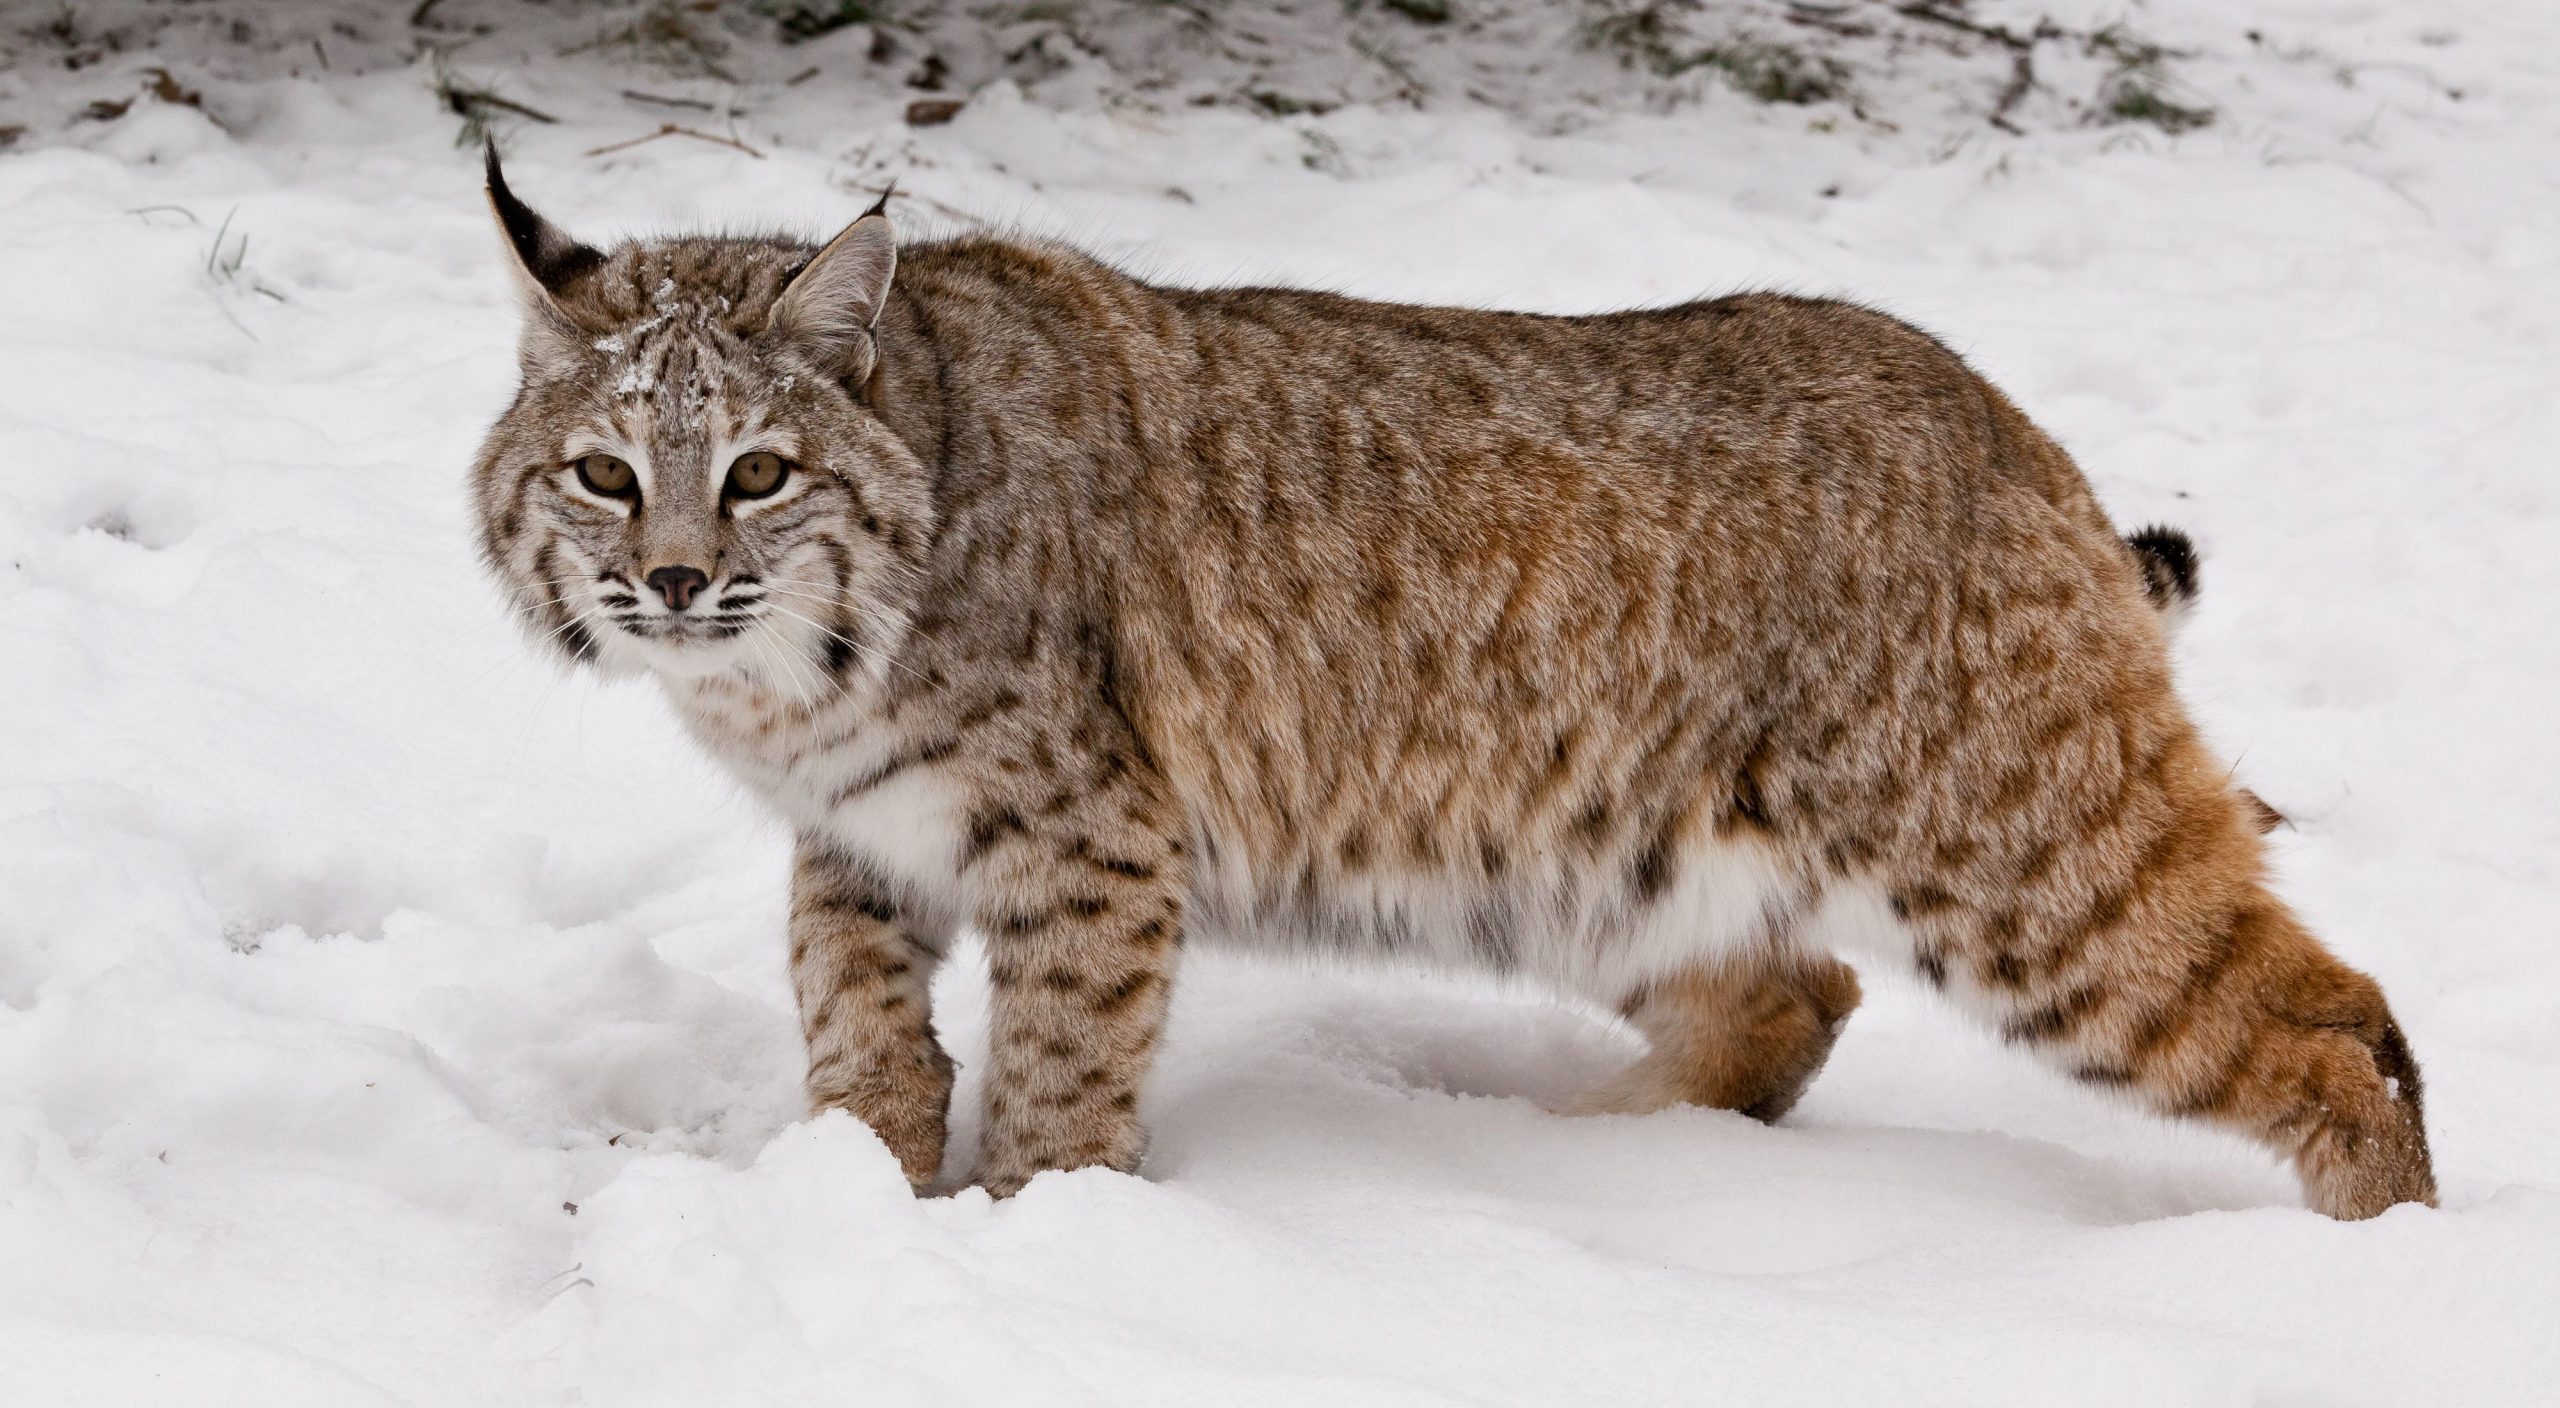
left=1562, top=953, right=1862, bottom=1122
left=1891, top=728, right=2436, bottom=1220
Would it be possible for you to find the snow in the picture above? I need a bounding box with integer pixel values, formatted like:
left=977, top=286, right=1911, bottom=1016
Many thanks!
left=3, top=1, right=2557, bottom=1403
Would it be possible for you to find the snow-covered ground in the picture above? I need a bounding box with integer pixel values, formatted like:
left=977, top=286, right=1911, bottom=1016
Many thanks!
left=3, top=1, right=2556, bottom=1402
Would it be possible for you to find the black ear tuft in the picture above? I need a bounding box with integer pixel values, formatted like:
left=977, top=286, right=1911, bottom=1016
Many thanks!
left=2126, top=524, right=2201, bottom=613
left=484, top=142, right=604, bottom=296
left=859, top=180, right=896, bottom=222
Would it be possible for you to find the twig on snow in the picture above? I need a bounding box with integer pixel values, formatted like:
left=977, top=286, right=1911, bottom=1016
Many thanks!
left=621, top=88, right=717, bottom=112
left=1893, top=3, right=2042, bottom=51
left=584, top=123, right=766, bottom=160
left=1894, top=4, right=2060, bottom=134
left=1988, top=51, right=2035, bottom=134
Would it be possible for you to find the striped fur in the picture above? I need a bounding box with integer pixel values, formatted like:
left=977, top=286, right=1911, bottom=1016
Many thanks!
left=468, top=159, right=2433, bottom=1215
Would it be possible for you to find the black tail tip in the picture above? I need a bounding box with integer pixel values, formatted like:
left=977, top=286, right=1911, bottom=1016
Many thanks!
left=2127, top=524, right=2201, bottom=610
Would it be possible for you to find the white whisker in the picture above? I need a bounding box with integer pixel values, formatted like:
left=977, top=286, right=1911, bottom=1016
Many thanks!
left=749, top=577, right=934, bottom=689
left=751, top=613, right=826, bottom=712
left=759, top=596, right=931, bottom=690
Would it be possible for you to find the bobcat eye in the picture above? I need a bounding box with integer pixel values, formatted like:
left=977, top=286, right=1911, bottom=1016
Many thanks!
left=726, top=451, right=793, bottom=500
left=572, top=454, right=636, bottom=498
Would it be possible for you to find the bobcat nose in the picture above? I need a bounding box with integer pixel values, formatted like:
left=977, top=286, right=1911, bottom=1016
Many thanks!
left=644, top=565, right=710, bottom=612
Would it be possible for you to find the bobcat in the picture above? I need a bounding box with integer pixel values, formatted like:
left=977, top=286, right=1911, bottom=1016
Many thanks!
left=469, top=149, right=2432, bottom=1217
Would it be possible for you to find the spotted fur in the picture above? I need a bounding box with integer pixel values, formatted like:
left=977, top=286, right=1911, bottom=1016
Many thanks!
left=469, top=152, right=2432, bottom=1216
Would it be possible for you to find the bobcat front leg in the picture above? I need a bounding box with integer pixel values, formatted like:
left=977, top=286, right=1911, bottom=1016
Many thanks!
left=791, top=840, right=954, bottom=1190
left=961, top=730, right=1189, bottom=1198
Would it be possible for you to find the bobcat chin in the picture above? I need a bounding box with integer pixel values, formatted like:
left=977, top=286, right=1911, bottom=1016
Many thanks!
left=468, top=148, right=2431, bottom=1217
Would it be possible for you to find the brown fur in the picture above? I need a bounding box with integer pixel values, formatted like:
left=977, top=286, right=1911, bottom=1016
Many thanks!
left=1567, top=955, right=1863, bottom=1123
left=469, top=157, right=2434, bottom=1216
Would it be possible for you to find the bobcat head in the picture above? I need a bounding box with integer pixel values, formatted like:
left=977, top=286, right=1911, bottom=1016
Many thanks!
left=468, top=147, right=931, bottom=696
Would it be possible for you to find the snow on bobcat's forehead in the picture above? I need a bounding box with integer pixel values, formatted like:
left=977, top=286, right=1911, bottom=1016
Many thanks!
left=584, top=275, right=752, bottom=417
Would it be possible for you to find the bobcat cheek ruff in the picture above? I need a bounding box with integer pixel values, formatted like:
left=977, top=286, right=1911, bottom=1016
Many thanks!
left=470, top=153, right=2434, bottom=1216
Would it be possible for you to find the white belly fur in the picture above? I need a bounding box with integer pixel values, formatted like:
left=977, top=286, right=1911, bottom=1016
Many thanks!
left=677, top=685, right=1883, bottom=1001
left=1183, top=824, right=1814, bottom=1001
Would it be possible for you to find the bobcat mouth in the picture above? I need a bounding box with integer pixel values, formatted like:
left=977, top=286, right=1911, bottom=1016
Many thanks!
left=612, top=612, right=757, bottom=643
left=598, top=584, right=766, bottom=644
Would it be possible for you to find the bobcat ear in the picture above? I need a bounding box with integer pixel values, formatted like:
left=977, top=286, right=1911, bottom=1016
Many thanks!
left=485, top=142, right=603, bottom=300
left=484, top=143, right=602, bottom=374
left=765, top=192, right=896, bottom=383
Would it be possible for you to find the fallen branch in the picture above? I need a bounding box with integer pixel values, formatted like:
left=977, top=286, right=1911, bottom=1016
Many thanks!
left=1893, top=2, right=2040, bottom=51
left=1988, top=50, right=2034, bottom=134
left=1783, top=4, right=1876, bottom=40
left=1894, top=4, right=2061, bottom=133
left=584, top=123, right=766, bottom=159
left=621, top=89, right=717, bottom=112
